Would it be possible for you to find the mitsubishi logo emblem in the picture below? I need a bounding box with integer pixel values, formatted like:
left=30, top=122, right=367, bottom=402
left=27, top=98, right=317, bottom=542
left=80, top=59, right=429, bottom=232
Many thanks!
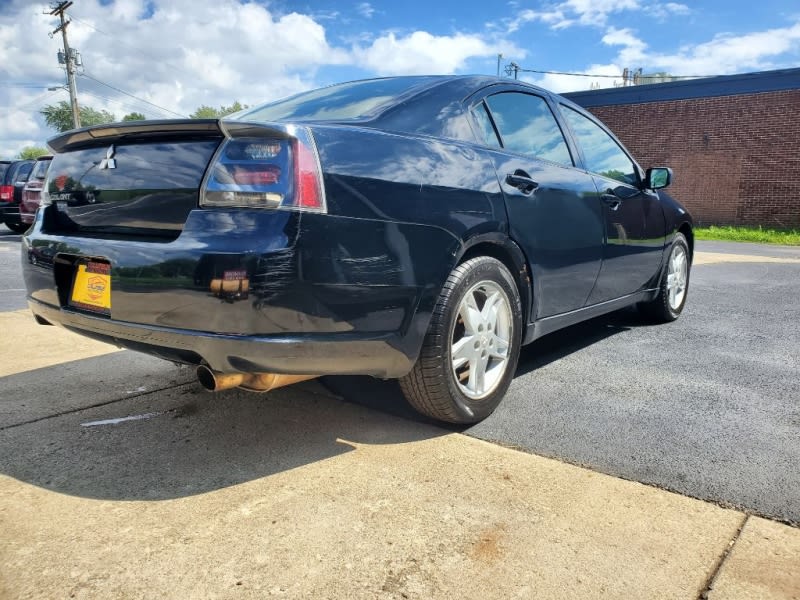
left=98, top=145, right=116, bottom=169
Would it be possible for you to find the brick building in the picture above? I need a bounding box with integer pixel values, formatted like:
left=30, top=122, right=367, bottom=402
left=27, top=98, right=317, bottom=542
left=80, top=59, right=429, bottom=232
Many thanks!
left=564, top=68, right=800, bottom=228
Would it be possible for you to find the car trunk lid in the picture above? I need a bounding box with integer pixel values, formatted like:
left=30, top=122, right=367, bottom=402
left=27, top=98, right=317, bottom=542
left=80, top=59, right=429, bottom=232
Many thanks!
left=43, top=120, right=223, bottom=239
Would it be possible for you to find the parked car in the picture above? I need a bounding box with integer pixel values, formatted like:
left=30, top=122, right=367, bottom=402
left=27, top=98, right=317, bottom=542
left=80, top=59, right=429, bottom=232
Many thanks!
left=20, top=155, right=53, bottom=226
left=22, top=76, right=692, bottom=424
left=1, top=159, right=35, bottom=233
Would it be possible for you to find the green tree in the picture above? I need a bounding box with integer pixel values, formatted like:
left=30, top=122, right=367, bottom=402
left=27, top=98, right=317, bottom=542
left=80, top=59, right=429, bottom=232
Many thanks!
left=122, top=112, right=147, bottom=121
left=40, top=101, right=117, bottom=132
left=189, top=101, right=248, bottom=119
left=17, top=146, right=49, bottom=160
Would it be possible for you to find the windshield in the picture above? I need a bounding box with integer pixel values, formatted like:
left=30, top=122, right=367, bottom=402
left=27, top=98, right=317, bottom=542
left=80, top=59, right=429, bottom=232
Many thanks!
left=234, top=77, right=438, bottom=123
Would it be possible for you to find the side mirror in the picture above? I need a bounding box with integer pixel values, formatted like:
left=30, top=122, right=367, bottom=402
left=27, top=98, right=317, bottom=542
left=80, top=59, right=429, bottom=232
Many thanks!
left=645, top=167, right=672, bottom=190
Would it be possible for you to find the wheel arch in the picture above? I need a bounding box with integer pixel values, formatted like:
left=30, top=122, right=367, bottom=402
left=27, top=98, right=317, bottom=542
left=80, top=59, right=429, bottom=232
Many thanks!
left=455, top=234, right=533, bottom=341
left=678, top=221, right=694, bottom=260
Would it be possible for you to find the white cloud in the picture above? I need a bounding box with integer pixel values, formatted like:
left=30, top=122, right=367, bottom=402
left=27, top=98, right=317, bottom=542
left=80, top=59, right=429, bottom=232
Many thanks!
left=357, top=3, right=375, bottom=19
left=602, top=27, right=648, bottom=64
left=602, top=20, right=800, bottom=76
left=0, top=0, right=524, bottom=157
left=654, top=22, right=800, bottom=74
left=512, top=0, right=640, bottom=31
left=353, top=31, right=524, bottom=75
left=508, top=0, right=692, bottom=32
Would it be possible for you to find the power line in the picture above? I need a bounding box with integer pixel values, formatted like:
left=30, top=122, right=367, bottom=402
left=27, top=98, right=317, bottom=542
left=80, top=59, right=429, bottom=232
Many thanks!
left=3, top=89, right=65, bottom=112
left=79, top=72, right=187, bottom=118
left=503, top=62, right=725, bottom=81
left=5, top=83, right=54, bottom=88
left=79, top=89, right=164, bottom=118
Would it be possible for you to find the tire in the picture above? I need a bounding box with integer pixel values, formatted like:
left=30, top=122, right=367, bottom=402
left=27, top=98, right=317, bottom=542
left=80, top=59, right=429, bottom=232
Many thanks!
left=4, top=221, right=28, bottom=234
left=639, top=232, right=691, bottom=322
left=400, top=256, right=523, bottom=424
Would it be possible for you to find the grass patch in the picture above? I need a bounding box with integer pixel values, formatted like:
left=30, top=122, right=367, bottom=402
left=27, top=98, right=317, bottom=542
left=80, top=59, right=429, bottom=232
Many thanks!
left=694, top=225, right=800, bottom=246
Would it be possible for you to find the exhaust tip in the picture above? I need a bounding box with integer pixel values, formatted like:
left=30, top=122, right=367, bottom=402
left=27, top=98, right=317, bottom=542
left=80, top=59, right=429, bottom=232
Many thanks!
left=196, top=366, right=246, bottom=392
left=196, top=365, right=220, bottom=391
left=196, top=366, right=316, bottom=393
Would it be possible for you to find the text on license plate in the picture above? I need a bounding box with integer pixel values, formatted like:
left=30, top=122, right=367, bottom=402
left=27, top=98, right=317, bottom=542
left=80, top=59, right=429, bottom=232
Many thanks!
left=70, top=261, right=111, bottom=313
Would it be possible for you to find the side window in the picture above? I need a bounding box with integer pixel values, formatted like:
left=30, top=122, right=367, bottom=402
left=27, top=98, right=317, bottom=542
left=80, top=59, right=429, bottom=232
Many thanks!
left=470, top=102, right=501, bottom=148
left=560, top=105, right=637, bottom=186
left=484, top=92, right=573, bottom=166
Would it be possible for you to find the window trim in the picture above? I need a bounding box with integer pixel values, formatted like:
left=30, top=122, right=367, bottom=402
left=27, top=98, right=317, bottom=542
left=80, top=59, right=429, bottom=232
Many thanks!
left=484, top=91, right=576, bottom=167
left=469, top=100, right=503, bottom=148
left=557, top=102, right=643, bottom=187
left=465, top=87, right=577, bottom=168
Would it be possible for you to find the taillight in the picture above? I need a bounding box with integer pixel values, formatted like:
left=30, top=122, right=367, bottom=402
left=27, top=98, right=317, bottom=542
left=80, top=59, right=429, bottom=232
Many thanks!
left=200, top=126, right=326, bottom=213
left=22, top=181, right=42, bottom=204
left=0, top=185, right=13, bottom=202
left=290, top=139, right=323, bottom=210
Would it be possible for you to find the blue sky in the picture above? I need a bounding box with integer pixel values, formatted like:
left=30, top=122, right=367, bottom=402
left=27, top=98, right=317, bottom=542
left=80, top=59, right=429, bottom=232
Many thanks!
left=1, top=0, right=799, bottom=157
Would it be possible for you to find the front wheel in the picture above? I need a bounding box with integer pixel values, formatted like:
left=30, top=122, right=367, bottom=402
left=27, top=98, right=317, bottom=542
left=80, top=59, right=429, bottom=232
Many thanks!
left=639, top=232, right=691, bottom=322
left=400, top=256, right=523, bottom=424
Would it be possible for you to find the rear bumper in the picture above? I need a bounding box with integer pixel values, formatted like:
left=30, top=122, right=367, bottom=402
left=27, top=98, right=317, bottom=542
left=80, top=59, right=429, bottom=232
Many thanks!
left=22, top=207, right=459, bottom=378
left=28, top=298, right=414, bottom=377
left=1, top=203, right=21, bottom=225
left=19, top=201, right=37, bottom=224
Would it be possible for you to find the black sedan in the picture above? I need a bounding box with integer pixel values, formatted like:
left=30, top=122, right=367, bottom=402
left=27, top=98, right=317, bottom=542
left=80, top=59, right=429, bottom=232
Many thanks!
left=22, top=75, right=692, bottom=424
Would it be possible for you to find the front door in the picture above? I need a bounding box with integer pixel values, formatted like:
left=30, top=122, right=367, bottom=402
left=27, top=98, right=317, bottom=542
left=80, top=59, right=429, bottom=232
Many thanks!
left=472, top=91, right=604, bottom=320
left=558, top=105, right=665, bottom=304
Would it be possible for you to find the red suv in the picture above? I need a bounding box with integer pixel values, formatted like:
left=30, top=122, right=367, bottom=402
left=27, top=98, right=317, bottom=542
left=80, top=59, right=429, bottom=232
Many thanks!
left=20, top=156, right=53, bottom=226
left=0, top=159, right=35, bottom=233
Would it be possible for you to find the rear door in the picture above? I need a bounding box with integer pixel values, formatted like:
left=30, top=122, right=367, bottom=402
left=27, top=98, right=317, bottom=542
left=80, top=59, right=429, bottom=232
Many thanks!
left=470, top=89, right=604, bottom=320
left=558, top=104, right=665, bottom=303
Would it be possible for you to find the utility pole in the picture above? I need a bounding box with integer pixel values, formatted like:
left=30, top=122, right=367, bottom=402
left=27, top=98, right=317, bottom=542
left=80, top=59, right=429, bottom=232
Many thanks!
left=48, top=1, right=80, bottom=129
left=497, top=53, right=503, bottom=77
left=504, top=62, right=520, bottom=80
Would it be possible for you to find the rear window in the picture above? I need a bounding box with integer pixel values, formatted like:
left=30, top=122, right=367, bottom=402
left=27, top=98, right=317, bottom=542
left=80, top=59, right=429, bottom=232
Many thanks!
left=29, top=159, right=52, bottom=183
left=235, top=77, right=438, bottom=123
left=12, top=162, right=33, bottom=184
left=0, top=163, right=8, bottom=182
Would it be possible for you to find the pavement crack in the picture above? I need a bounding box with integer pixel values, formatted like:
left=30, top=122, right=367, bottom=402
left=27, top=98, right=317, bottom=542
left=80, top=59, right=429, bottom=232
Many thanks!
left=698, top=513, right=749, bottom=600
left=0, top=381, right=196, bottom=432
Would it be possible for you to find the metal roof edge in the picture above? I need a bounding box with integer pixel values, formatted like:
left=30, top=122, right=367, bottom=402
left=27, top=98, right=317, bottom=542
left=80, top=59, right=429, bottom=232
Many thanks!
left=562, top=67, right=800, bottom=107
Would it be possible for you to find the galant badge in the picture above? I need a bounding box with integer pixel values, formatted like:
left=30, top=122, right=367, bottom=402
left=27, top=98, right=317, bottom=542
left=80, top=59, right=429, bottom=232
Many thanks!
left=98, top=145, right=116, bottom=170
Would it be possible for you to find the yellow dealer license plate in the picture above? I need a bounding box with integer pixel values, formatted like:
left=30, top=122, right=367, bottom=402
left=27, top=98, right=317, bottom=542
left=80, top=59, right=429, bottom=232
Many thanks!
left=70, top=261, right=111, bottom=314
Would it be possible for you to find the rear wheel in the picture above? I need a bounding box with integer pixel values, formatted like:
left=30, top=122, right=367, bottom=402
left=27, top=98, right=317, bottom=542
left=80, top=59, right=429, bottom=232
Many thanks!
left=639, top=232, right=690, bottom=322
left=4, top=221, right=28, bottom=234
left=400, top=256, right=523, bottom=424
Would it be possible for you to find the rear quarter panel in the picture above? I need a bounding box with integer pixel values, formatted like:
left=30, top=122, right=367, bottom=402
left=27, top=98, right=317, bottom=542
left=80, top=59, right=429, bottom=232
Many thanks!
left=311, top=124, right=508, bottom=315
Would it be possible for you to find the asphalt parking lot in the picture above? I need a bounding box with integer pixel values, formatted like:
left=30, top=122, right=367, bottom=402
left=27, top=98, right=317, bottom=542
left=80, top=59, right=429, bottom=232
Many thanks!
left=1, top=227, right=799, bottom=597
left=326, top=241, right=800, bottom=524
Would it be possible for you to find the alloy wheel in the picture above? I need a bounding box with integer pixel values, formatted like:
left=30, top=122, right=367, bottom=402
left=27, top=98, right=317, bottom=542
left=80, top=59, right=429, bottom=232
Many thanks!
left=450, top=280, right=513, bottom=400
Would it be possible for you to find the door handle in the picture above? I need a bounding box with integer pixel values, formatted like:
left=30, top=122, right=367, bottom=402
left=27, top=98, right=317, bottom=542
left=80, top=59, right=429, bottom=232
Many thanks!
left=601, top=193, right=622, bottom=211
left=505, top=170, right=539, bottom=195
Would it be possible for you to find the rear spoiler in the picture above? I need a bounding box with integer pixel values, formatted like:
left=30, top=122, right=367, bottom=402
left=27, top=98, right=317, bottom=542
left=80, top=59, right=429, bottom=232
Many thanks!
left=47, top=119, right=222, bottom=153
